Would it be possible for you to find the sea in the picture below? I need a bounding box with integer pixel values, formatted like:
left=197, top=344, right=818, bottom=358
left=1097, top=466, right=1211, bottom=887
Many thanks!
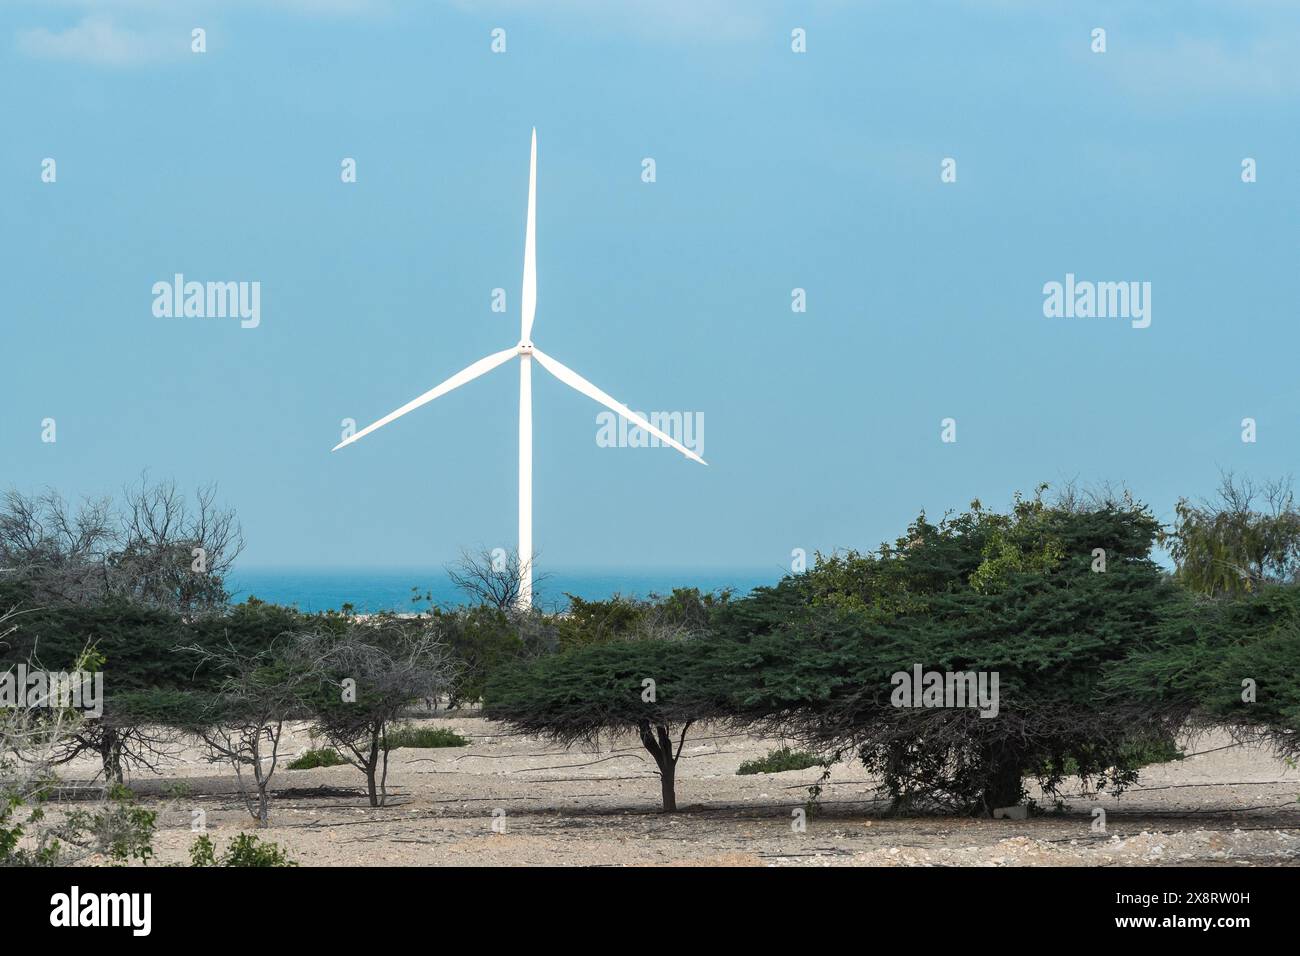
left=225, top=567, right=782, bottom=614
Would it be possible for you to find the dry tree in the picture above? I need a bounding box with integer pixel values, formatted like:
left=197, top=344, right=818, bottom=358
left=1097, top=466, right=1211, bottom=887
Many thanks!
left=175, top=639, right=311, bottom=828
left=295, top=618, right=457, bottom=806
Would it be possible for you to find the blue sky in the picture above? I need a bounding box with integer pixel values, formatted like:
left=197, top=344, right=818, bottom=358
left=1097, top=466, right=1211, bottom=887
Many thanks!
left=3, top=1, right=1299, bottom=573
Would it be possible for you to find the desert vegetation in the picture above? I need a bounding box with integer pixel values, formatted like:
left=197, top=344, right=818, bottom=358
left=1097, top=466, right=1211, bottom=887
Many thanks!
left=2, top=474, right=1298, bottom=864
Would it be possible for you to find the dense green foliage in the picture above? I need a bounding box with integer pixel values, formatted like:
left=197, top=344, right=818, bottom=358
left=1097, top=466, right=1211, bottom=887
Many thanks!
left=737, top=747, right=822, bottom=775
left=287, top=747, right=347, bottom=770
left=425, top=605, right=544, bottom=706
left=1104, top=585, right=1300, bottom=755
left=485, top=638, right=706, bottom=810
left=385, top=725, right=467, bottom=749
left=486, top=639, right=699, bottom=743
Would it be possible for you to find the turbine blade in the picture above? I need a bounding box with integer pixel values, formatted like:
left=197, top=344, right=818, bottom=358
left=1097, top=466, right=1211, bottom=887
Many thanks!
left=521, top=128, right=538, bottom=342
left=332, top=347, right=518, bottom=451
left=531, top=347, right=707, bottom=465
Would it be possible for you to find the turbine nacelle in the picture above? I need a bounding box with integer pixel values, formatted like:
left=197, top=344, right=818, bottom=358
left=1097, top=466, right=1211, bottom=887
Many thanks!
left=517, top=342, right=535, bottom=356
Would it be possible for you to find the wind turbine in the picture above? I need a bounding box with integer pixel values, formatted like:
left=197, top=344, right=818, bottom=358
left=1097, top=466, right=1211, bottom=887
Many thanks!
left=332, top=129, right=707, bottom=609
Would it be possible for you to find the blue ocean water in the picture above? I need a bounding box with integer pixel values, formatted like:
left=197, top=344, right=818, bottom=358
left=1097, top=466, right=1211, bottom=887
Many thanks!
left=225, top=567, right=782, bottom=614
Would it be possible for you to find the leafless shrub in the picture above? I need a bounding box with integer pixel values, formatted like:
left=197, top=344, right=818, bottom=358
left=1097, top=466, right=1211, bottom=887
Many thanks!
left=446, top=547, right=547, bottom=613
left=50, top=719, right=182, bottom=786
left=0, top=490, right=115, bottom=606
left=114, top=477, right=244, bottom=613
left=177, top=639, right=311, bottom=827
left=295, top=618, right=457, bottom=806
left=0, top=476, right=243, bottom=613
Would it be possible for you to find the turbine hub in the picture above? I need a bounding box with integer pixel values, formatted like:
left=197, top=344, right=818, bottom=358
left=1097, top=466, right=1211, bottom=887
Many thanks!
left=517, top=341, right=534, bottom=355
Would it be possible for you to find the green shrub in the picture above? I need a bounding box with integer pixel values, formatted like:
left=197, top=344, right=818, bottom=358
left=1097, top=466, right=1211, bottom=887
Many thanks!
left=0, top=793, right=57, bottom=866
left=385, top=726, right=467, bottom=749
left=2, top=782, right=156, bottom=867
left=287, top=747, right=347, bottom=770
left=737, top=747, right=822, bottom=775
left=557, top=594, right=644, bottom=649
left=0, top=598, right=307, bottom=694
left=557, top=589, right=725, bottom=650
left=92, top=784, right=158, bottom=865
left=432, top=605, right=529, bottom=706
left=189, top=833, right=297, bottom=867
left=1040, top=735, right=1183, bottom=778
left=163, top=780, right=193, bottom=800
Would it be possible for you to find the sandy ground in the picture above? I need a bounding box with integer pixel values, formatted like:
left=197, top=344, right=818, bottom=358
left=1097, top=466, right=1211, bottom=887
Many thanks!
left=54, top=719, right=1300, bottom=867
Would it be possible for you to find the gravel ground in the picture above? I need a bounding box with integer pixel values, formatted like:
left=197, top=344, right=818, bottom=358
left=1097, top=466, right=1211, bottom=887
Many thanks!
left=56, top=719, right=1300, bottom=867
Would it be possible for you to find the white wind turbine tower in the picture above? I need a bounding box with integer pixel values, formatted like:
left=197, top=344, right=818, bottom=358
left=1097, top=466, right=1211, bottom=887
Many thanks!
left=333, top=129, right=707, bottom=609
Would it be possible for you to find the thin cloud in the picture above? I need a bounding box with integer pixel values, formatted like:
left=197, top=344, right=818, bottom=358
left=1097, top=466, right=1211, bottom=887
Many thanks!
left=448, top=0, right=770, bottom=42
left=270, top=0, right=392, bottom=14
left=7, top=0, right=390, bottom=14
left=17, top=15, right=183, bottom=66
left=10, top=0, right=393, bottom=68
left=1110, top=32, right=1300, bottom=100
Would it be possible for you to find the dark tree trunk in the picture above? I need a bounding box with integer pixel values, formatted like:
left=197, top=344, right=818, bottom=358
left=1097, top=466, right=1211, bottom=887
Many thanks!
left=365, top=725, right=381, bottom=807
left=638, top=719, right=691, bottom=813
left=99, top=726, right=124, bottom=784
left=377, top=724, right=390, bottom=807
left=659, top=759, right=677, bottom=813
left=980, top=745, right=1025, bottom=815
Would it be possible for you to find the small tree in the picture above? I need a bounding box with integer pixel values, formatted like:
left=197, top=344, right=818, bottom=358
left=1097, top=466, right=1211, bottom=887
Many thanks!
left=447, top=547, right=539, bottom=612
left=1160, top=472, right=1300, bottom=598
left=175, top=639, right=312, bottom=827
left=112, top=477, right=244, bottom=613
left=0, top=477, right=243, bottom=613
left=51, top=700, right=182, bottom=786
left=1, top=616, right=155, bottom=865
left=0, top=477, right=244, bottom=785
left=297, top=617, right=456, bottom=807
left=1, top=597, right=291, bottom=783
left=485, top=639, right=703, bottom=812
left=0, top=490, right=120, bottom=607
